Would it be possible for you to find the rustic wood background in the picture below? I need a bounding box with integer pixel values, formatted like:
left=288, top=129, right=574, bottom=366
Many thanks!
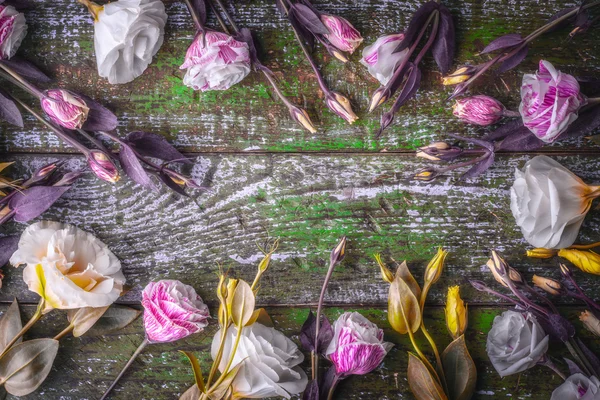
left=1, top=0, right=600, bottom=398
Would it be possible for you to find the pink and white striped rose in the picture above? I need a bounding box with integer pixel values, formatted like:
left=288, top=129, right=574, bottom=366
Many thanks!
left=0, top=5, right=27, bottom=60
left=519, top=60, right=586, bottom=143
left=325, top=312, right=393, bottom=377
left=180, top=31, right=251, bottom=91
left=142, top=279, right=210, bottom=343
left=360, top=33, right=408, bottom=85
left=321, top=15, right=363, bottom=54
left=40, top=89, right=89, bottom=130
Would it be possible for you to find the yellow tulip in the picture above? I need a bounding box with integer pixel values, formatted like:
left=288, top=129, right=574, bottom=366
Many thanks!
left=445, top=286, right=467, bottom=339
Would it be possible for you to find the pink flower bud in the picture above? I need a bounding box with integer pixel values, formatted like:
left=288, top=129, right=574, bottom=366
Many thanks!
left=519, top=60, right=587, bottom=143
left=88, top=150, right=120, bottom=183
left=326, top=92, right=358, bottom=124
left=180, top=31, right=251, bottom=91
left=0, top=5, right=27, bottom=60
left=41, top=90, right=89, bottom=130
left=453, top=95, right=505, bottom=126
left=321, top=15, right=363, bottom=54
left=325, top=312, right=392, bottom=377
left=142, top=280, right=210, bottom=343
left=360, top=33, right=408, bottom=85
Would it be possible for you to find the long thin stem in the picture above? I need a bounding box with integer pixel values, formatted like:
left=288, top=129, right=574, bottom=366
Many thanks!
left=183, top=0, right=205, bottom=32
left=100, top=338, right=149, bottom=400
left=0, top=209, right=16, bottom=226
left=0, top=300, right=45, bottom=359
left=53, top=324, right=74, bottom=340
left=326, top=374, right=341, bottom=400
left=312, top=257, right=337, bottom=380
left=211, top=324, right=244, bottom=389
left=539, top=357, right=567, bottom=380
left=212, top=0, right=239, bottom=33
left=0, top=62, right=44, bottom=98
left=75, top=128, right=118, bottom=161
left=566, top=339, right=594, bottom=377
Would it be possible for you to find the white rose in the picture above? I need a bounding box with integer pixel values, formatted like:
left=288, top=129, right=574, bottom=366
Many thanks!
left=0, top=5, right=27, bottom=60
left=486, top=310, right=549, bottom=377
left=510, top=155, right=600, bottom=249
left=211, top=322, right=308, bottom=399
left=551, top=373, right=600, bottom=400
left=10, top=221, right=125, bottom=311
left=94, top=0, right=167, bottom=84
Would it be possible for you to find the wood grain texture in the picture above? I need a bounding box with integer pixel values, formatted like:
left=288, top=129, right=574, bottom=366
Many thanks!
left=2, top=153, right=600, bottom=307
left=0, top=0, right=598, bottom=153
left=1, top=304, right=593, bottom=400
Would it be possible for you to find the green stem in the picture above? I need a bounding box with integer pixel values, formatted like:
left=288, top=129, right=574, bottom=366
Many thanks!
left=205, top=321, right=230, bottom=388
left=100, top=338, right=149, bottom=400
left=0, top=300, right=45, bottom=359
left=210, top=324, right=244, bottom=390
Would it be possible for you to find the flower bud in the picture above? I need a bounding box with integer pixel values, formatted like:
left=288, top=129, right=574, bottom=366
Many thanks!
left=526, top=248, right=558, bottom=259
left=558, top=249, right=600, bottom=275
left=289, top=105, right=317, bottom=133
left=368, top=87, right=389, bottom=112
left=414, top=168, right=438, bottom=181
left=88, top=150, right=120, bottom=183
left=374, top=254, right=394, bottom=284
left=486, top=251, right=522, bottom=287
left=25, top=162, right=60, bottom=185
left=417, top=142, right=463, bottom=162
left=442, top=66, right=477, bottom=86
left=0, top=5, right=27, bottom=60
left=41, top=89, right=89, bottom=130
left=424, top=247, right=448, bottom=285
left=532, top=275, right=562, bottom=295
left=453, top=95, right=505, bottom=126
left=321, top=15, right=363, bottom=54
left=580, top=311, right=600, bottom=337
left=326, top=92, right=358, bottom=124
left=445, top=285, right=467, bottom=339
left=330, top=236, right=347, bottom=266
left=53, top=171, right=84, bottom=187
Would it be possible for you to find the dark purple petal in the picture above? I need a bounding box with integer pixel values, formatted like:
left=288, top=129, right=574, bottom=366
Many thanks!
left=9, top=186, right=70, bottom=223
left=289, top=3, right=330, bottom=35
left=497, top=45, right=528, bottom=74
left=0, top=58, right=51, bottom=82
left=125, top=131, right=190, bottom=164
left=431, top=5, right=455, bottom=74
left=302, top=380, right=319, bottom=400
left=78, top=94, right=118, bottom=132
left=0, top=88, right=23, bottom=127
left=0, top=236, right=19, bottom=266
left=158, top=172, right=190, bottom=197
left=481, top=34, right=523, bottom=54
left=462, top=152, right=494, bottom=179
left=393, top=1, right=439, bottom=53
left=119, top=143, right=159, bottom=191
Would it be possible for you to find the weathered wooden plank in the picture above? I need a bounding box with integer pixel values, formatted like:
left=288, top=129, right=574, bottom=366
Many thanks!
left=2, top=153, right=600, bottom=306
left=1, top=304, right=592, bottom=400
left=0, top=0, right=598, bottom=153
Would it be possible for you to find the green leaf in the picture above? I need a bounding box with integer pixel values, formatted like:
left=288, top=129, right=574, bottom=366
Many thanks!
left=0, top=338, right=59, bottom=396
left=442, top=335, right=477, bottom=400
left=180, top=384, right=201, bottom=400
left=388, top=275, right=421, bottom=334
left=0, top=299, right=22, bottom=353
left=80, top=305, right=141, bottom=337
left=407, top=352, right=447, bottom=400
left=180, top=351, right=205, bottom=393
left=207, top=362, right=243, bottom=400
left=228, top=280, right=255, bottom=327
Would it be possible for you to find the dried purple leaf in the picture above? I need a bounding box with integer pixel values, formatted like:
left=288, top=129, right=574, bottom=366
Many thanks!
left=496, top=129, right=545, bottom=151
left=546, top=6, right=578, bottom=32
left=462, top=152, right=494, bottom=179
left=480, top=34, right=523, bottom=54
left=53, top=171, right=84, bottom=187
left=0, top=58, right=51, bottom=82
left=9, top=186, right=70, bottom=223
left=78, top=94, right=118, bottom=132
left=235, top=28, right=260, bottom=66
left=287, top=6, right=316, bottom=48
left=319, top=366, right=339, bottom=399
left=119, top=143, right=159, bottom=191
left=289, top=3, right=329, bottom=35
left=431, top=4, right=455, bottom=74
left=576, top=338, right=600, bottom=377
left=299, top=310, right=334, bottom=354
left=0, top=88, right=23, bottom=127
left=564, top=358, right=584, bottom=376
left=189, top=0, right=207, bottom=26
left=125, top=131, right=191, bottom=164
left=557, top=103, right=600, bottom=141
left=0, top=236, right=19, bottom=266
left=483, top=119, right=526, bottom=142
left=497, top=45, right=528, bottom=74
left=392, top=64, right=421, bottom=111
left=393, top=1, right=439, bottom=53
left=302, top=380, right=319, bottom=400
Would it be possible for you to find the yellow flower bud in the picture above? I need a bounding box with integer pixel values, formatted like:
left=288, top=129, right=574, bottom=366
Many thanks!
left=580, top=310, right=600, bottom=337
left=532, top=275, right=562, bottom=295
left=445, top=286, right=467, bottom=339
left=526, top=248, right=558, bottom=259
left=558, top=249, right=600, bottom=275
left=415, top=151, right=441, bottom=161
left=442, top=67, right=472, bottom=85
left=424, top=247, right=448, bottom=285
left=374, top=254, right=394, bottom=284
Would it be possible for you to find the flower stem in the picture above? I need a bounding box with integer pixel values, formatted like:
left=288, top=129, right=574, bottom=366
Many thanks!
left=53, top=324, right=75, bottom=340
left=326, top=374, right=341, bottom=400
left=0, top=209, right=16, bottom=226
left=212, top=0, right=239, bottom=33
left=0, top=300, right=45, bottom=359
left=313, top=258, right=338, bottom=380
left=100, top=338, right=149, bottom=400
left=566, top=338, right=594, bottom=377
left=210, top=324, right=244, bottom=390
left=539, top=357, right=567, bottom=380
left=0, top=62, right=44, bottom=98
left=183, top=0, right=205, bottom=32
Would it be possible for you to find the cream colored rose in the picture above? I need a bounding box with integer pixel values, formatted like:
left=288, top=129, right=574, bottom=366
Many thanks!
left=10, top=221, right=125, bottom=311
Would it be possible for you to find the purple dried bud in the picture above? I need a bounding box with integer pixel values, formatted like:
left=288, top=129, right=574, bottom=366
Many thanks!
left=53, top=171, right=84, bottom=186
left=448, top=82, right=469, bottom=100
left=368, top=87, right=389, bottom=112
left=0, top=5, right=27, bottom=60
left=417, top=142, right=463, bottom=162
left=88, top=150, right=120, bottom=183
left=414, top=167, right=438, bottom=181
left=41, top=89, right=89, bottom=130
left=442, top=65, right=478, bottom=86
left=469, top=280, right=489, bottom=292
left=559, top=263, right=573, bottom=278
left=326, top=92, right=358, bottom=124
left=453, top=95, right=505, bottom=126
left=288, top=105, right=317, bottom=133
left=330, top=236, right=347, bottom=265
left=320, top=15, right=363, bottom=54
left=163, top=169, right=205, bottom=190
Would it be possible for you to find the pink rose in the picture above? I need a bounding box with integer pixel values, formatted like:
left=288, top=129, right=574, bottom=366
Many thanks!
left=142, top=280, right=209, bottom=343
left=180, top=31, right=251, bottom=91
left=41, top=89, right=89, bottom=130
left=519, top=60, right=586, bottom=143
left=360, top=33, right=408, bottom=85
left=0, top=5, right=27, bottom=60
left=453, top=95, right=505, bottom=126
left=325, top=312, right=392, bottom=377
left=321, top=15, right=363, bottom=54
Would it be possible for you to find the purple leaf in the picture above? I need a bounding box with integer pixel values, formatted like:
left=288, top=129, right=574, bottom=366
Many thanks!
left=497, top=45, right=528, bottom=74
left=576, top=338, right=600, bottom=377
left=431, top=5, right=455, bottom=74
left=288, top=10, right=315, bottom=48
left=564, top=358, right=584, bottom=376
left=190, top=0, right=207, bottom=25
left=394, top=1, right=439, bottom=53
left=391, top=64, right=421, bottom=111
left=0, top=88, right=23, bottom=127
left=9, top=186, right=70, bottom=223
left=78, top=94, right=118, bottom=132
left=447, top=133, right=495, bottom=152
left=0, top=58, right=51, bottom=82
left=289, top=3, right=329, bottom=35
left=158, top=172, right=190, bottom=197
left=483, top=119, right=525, bottom=142
left=462, top=152, right=494, bottom=179
left=0, top=236, right=19, bottom=266
left=480, top=34, right=523, bottom=54
left=319, top=366, right=339, bottom=399
left=302, top=380, right=319, bottom=400
left=496, top=129, right=545, bottom=151
left=558, top=104, right=600, bottom=141
left=119, top=143, right=158, bottom=191
left=299, top=311, right=334, bottom=354
left=125, top=131, right=190, bottom=164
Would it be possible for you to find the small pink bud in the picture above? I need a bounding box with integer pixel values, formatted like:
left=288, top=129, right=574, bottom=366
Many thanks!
left=453, top=95, right=505, bottom=126
left=142, top=280, right=209, bottom=343
left=321, top=15, right=363, bottom=54
left=326, top=92, right=358, bottom=124
left=0, top=5, right=27, bottom=60
left=88, top=150, right=120, bottom=183
left=41, top=89, right=89, bottom=130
